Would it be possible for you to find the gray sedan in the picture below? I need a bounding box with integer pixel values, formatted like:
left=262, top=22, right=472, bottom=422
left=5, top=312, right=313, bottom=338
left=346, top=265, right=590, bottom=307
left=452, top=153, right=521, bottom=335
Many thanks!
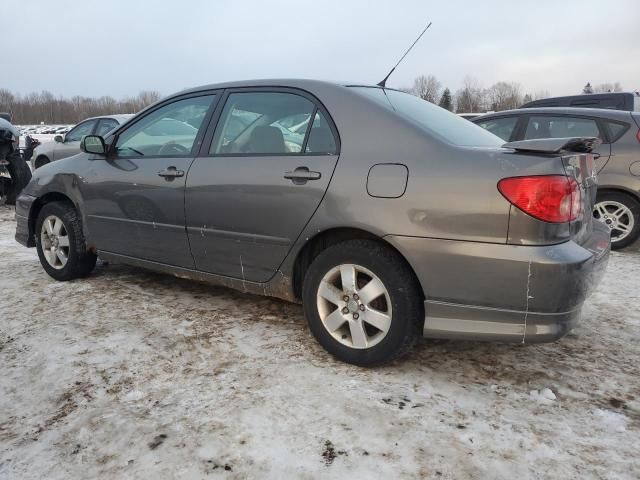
left=31, top=114, right=133, bottom=169
left=14, top=80, right=609, bottom=366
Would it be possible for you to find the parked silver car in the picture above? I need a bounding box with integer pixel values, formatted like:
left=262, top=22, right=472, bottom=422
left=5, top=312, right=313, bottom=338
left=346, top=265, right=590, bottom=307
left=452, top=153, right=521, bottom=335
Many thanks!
left=15, top=80, right=609, bottom=366
left=474, top=107, right=640, bottom=248
left=31, top=114, right=133, bottom=169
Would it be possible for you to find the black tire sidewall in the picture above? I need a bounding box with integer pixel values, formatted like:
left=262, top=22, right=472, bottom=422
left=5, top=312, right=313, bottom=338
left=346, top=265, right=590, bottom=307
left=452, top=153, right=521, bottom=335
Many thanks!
left=302, top=240, right=422, bottom=367
left=596, top=192, right=640, bottom=249
left=35, top=202, right=96, bottom=281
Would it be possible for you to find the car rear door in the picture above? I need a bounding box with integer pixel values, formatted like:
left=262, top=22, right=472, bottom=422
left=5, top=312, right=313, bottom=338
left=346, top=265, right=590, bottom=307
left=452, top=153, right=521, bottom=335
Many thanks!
left=81, top=93, right=218, bottom=268
left=185, top=88, right=340, bottom=282
left=521, top=114, right=611, bottom=172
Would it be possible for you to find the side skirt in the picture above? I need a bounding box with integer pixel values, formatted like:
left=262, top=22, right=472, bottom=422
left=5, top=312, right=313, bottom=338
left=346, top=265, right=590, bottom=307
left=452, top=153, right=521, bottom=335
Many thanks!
left=97, top=251, right=296, bottom=302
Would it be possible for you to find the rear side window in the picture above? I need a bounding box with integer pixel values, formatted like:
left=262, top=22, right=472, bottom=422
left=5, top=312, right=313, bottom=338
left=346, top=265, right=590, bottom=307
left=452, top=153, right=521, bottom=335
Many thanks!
left=524, top=116, right=601, bottom=140
left=351, top=87, right=502, bottom=147
left=475, top=116, right=518, bottom=141
left=211, top=92, right=317, bottom=155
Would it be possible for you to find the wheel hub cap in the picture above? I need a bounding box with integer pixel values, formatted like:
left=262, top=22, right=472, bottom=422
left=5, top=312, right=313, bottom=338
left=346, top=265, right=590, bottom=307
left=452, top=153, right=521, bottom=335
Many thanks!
left=593, top=200, right=634, bottom=243
left=316, top=264, right=392, bottom=350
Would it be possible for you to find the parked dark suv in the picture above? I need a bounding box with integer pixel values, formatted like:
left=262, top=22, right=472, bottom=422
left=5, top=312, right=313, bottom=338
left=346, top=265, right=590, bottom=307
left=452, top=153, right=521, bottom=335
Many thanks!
left=474, top=107, right=640, bottom=248
left=521, top=92, right=640, bottom=112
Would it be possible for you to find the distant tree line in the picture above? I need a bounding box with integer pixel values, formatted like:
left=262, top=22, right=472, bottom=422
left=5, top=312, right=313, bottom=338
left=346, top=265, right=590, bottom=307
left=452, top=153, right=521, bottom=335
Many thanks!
left=403, top=75, right=626, bottom=113
left=0, top=89, right=161, bottom=125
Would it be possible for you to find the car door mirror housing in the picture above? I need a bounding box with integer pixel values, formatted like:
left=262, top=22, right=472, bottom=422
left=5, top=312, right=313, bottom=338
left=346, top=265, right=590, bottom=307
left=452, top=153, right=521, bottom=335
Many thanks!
left=81, top=135, right=107, bottom=155
left=54, top=135, right=63, bottom=143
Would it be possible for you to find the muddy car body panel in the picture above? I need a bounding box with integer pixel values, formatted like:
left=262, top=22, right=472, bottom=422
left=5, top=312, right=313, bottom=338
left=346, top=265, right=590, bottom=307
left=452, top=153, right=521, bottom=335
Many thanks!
left=15, top=79, right=609, bottom=349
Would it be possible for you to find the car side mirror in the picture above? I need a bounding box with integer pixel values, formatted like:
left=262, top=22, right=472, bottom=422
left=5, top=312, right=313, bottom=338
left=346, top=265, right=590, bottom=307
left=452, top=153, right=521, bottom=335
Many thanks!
left=54, top=135, right=63, bottom=143
left=81, top=135, right=107, bottom=155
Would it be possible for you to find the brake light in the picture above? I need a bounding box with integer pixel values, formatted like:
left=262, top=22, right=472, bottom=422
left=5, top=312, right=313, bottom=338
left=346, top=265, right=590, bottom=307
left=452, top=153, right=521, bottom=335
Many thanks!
left=498, top=175, right=581, bottom=223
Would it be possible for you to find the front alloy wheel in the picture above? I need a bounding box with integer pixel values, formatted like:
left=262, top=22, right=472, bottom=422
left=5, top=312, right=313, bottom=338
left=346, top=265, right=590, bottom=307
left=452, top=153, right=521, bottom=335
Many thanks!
left=40, top=215, right=71, bottom=269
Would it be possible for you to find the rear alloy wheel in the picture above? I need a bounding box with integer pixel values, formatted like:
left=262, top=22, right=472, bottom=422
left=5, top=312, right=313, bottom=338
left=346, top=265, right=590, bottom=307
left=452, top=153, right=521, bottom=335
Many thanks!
left=593, top=192, right=640, bottom=249
left=302, top=239, right=422, bottom=366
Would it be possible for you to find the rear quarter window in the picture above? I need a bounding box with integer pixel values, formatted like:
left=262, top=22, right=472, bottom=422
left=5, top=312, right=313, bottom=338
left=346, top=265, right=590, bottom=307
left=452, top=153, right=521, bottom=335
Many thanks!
left=605, top=120, right=630, bottom=142
left=351, top=87, right=502, bottom=147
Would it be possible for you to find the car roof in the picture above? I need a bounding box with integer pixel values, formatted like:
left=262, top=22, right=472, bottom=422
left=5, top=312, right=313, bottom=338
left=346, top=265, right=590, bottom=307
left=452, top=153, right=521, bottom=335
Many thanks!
left=178, top=78, right=380, bottom=96
left=84, top=113, right=134, bottom=123
left=473, top=107, right=633, bottom=121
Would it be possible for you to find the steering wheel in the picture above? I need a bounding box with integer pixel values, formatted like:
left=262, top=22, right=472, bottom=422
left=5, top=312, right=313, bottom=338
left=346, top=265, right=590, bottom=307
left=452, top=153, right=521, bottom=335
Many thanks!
left=158, top=141, right=190, bottom=155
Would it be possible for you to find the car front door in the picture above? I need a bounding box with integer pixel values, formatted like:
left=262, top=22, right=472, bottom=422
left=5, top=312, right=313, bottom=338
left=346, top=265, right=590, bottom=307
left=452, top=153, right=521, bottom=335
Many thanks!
left=185, top=89, right=340, bottom=282
left=81, top=93, right=217, bottom=267
left=54, top=119, right=96, bottom=160
left=521, top=114, right=611, bottom=172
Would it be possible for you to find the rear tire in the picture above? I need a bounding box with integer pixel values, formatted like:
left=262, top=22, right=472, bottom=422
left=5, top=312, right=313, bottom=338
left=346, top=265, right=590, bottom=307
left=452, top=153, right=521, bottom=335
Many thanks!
left=302, top=239, right=423, bottom=367
left=593, top=192, right=640, bottom=249
left=35, top=202, right=97, bottom=281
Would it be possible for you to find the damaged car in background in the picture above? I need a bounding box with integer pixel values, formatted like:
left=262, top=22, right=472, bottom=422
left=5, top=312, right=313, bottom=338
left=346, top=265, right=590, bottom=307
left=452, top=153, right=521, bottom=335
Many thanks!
left=14, top=79, right=610, bottom=366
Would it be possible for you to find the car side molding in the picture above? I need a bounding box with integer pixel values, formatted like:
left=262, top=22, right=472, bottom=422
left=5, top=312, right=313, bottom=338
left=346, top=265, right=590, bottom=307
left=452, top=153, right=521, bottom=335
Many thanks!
left=503, top=137, right=601, bottom=154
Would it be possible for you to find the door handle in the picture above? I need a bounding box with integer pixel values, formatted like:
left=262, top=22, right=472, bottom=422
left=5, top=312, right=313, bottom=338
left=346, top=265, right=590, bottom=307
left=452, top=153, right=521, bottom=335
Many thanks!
left=158, top=166, right=184, bottom=178
left=284, top=167, right=321, bottom=184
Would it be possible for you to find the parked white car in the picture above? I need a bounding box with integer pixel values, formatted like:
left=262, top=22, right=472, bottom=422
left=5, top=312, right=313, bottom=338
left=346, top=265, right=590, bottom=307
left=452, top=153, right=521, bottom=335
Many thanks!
left=31, top=114, right=133, bottom=169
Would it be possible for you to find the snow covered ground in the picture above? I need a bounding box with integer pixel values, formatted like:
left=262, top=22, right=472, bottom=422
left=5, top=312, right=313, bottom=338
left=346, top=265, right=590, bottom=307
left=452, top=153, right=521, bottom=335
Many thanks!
left=0, top=205, right=638, bottom=479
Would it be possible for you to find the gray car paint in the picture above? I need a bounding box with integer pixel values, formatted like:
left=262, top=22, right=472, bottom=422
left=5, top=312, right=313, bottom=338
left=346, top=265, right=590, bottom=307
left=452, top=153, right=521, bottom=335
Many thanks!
left=14, top=79, right=610, bottom=344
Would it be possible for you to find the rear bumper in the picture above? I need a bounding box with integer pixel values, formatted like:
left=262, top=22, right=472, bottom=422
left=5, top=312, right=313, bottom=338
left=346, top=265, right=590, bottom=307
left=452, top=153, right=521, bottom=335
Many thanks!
left=14, top=192, right=36, bottom=247
left=385, top=222, right=610, bottom=343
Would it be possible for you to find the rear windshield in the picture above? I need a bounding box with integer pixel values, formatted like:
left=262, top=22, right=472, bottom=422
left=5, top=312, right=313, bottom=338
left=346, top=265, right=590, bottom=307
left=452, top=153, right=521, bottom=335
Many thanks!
left=350, top=87, right=503, bottom=147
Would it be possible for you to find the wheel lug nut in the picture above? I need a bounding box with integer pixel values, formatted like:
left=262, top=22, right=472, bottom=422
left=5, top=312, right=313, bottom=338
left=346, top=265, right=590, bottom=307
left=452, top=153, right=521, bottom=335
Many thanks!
left=343, top=295, right=350, bottom=302
left=353, top=293, right=359, bottom=300
left=359, top=304, right=365, bottom=311
left=353, top=313, right=359, bottom=320
left=342, top=307, right=349, bottom=314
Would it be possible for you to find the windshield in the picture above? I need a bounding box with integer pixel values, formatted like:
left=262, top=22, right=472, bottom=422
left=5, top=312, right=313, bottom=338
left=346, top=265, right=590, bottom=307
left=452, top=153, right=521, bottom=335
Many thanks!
left=351, top=87, right=503, bottom=147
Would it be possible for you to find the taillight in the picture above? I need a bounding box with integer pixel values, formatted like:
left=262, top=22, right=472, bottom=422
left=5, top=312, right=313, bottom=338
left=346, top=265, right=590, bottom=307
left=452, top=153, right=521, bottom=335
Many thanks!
left=636, top=129, right=640, bottom=143
left=498, top=175, right=581, bottom=223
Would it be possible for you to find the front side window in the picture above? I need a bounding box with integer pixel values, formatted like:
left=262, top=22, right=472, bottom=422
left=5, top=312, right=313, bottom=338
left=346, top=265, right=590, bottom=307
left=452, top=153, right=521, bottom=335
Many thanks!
left=524, top=116, right=601, bottom=140
left=211, top=92, right=315, bottom=155
left=116, top=95, right=215, bottom=157
left=96, top=118, right=119, bottom=136
left=476, top=116, right=518, bottom=141
left=65, top=120, right=96, bottom=142
left=351, top=87, right=503, bottom=147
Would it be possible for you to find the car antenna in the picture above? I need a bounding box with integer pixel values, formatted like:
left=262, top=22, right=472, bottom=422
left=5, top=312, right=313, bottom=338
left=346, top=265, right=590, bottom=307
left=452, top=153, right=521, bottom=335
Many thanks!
left=377, top=21, right=432, bottom=88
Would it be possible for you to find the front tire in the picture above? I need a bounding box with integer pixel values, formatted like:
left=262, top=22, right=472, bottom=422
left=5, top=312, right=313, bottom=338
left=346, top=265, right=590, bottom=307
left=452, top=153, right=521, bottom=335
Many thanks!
left=35, top=202, right=97, bottom=281
left=34, top=155, right=50, bottom=169
left=593, top=192, right=640, bottom=249
left=302, top=239, right=423, bottom=367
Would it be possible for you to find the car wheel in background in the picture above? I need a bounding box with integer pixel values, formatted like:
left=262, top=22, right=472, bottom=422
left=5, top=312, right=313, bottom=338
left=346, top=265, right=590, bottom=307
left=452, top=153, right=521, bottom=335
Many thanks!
left=34, top=155, right=50, bottom=169
left=302, top=239, right=422, bottom=367
left=593, top=192, right=640, bottom=249
left=35, top=202, right=97, bottom=280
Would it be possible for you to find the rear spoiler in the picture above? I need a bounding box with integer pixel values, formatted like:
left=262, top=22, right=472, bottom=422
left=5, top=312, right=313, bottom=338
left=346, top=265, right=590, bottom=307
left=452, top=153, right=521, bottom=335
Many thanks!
left=502, top=137, right=601, bottom=154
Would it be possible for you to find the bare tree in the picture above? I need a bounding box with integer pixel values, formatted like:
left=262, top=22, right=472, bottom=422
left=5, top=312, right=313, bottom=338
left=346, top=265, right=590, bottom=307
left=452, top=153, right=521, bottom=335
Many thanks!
left=0, top=90, right=162, bottom=124
left=455, top=76, right=485, bottom=113
left=593, top=82, right=623, bottom=93
left=411, top=75, right=442, bottom=103
left=486, top=82, right=523, bottom=111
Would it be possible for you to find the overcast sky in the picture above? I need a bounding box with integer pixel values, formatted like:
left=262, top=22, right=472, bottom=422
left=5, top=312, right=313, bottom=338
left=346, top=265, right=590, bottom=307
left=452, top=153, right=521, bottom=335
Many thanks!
left=2, top=0, right=638, bottom=99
